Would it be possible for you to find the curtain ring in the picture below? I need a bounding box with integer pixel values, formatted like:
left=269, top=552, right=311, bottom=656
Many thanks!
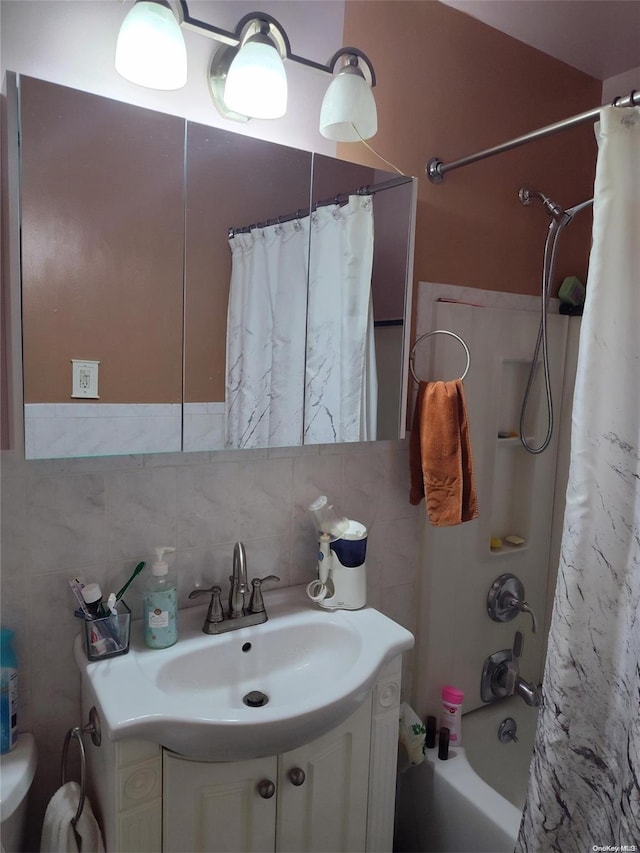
left=409, top=329, right=471, bottom=384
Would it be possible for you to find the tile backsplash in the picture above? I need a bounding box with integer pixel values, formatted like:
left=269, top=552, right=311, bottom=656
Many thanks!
left=0, top=439, right=420, bottom=847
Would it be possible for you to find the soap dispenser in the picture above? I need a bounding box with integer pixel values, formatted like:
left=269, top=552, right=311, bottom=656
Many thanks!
left=143, top=547, right=178, bottom=649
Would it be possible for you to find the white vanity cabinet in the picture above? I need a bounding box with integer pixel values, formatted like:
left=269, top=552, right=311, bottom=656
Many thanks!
left=81, top=655, right=403, bottom=853
left=163, top=697, right=372, bottom=853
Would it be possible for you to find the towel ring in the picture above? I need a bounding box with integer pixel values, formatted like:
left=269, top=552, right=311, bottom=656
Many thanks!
left=61, top=707, right=101, bottom=828
left=409, top=330, right=471, bottom=383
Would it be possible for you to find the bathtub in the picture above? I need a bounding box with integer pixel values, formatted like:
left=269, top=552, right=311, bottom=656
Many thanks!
left=395, top=698, right=537, bottom=853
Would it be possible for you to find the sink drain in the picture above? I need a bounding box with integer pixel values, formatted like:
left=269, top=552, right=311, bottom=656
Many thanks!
left=243, top=690, right=269, bottom=707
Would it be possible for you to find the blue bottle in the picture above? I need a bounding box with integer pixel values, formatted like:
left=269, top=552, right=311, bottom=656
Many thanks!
left=0, top=627, right=18, bottom=754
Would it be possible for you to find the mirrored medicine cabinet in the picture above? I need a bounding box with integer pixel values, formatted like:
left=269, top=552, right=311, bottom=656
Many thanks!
left=9, top=73, right=417, bottom=459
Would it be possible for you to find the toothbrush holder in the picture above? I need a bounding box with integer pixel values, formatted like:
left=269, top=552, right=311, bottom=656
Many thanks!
left=79, top=601, right=131, bottom=661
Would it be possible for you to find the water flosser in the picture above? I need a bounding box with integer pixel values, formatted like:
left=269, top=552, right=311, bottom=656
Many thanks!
left=306, top=496, right=366, bottom=609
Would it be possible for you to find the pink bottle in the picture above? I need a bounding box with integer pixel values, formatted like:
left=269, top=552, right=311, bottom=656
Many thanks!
left=440, top=685, right=464, bottom=746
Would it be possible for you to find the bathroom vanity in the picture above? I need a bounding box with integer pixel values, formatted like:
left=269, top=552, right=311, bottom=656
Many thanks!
left=76, top=587, right=413, bottom=852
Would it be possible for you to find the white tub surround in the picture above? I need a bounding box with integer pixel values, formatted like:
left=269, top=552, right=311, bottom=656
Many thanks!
left=518, top=106, right=640, bottom=852
left=395, top=698, right=537, bottom=853
left=412, top=283, right=571, bottom=719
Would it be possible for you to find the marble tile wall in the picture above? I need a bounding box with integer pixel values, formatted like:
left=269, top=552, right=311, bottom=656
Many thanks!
left=24, top=403, right=182, bottom=458
left=0, top=438, right=420, bottom=848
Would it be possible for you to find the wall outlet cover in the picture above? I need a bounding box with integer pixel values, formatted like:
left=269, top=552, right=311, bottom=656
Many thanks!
left=72, top=359, right=100, bottom=398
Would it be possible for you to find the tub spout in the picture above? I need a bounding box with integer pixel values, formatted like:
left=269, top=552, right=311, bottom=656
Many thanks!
left=515, top=676, right=541, bottom=707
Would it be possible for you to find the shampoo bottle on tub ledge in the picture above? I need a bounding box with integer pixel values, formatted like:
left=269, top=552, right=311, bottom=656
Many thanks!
left=440, top=685, right=464, bottom=746
left=143, top=547, right=178, bottom=649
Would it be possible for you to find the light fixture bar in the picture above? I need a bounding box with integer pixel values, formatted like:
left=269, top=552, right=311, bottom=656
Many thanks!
left=177, top=1, right=240, bottom=46
left=176, top=1, right=376, bottom=85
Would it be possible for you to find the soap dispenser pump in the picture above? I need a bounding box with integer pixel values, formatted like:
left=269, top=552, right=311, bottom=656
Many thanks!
left=143, top=547, right=178, bottom=649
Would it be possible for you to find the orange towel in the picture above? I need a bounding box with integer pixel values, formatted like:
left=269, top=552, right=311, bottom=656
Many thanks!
left=409, top=379, right=479, bottom=526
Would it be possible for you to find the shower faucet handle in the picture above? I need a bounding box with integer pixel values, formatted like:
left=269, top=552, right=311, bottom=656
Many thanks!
left=487, top=573, right=538, bottom=633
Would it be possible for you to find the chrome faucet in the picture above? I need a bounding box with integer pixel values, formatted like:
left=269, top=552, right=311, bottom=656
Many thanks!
left=514, top=675, right=541, bottom=707
left=189, top=541, right=280, bottom=635
left=481, top=631, right=542, bottom=708
left=229, top=541, right=249, bottom=617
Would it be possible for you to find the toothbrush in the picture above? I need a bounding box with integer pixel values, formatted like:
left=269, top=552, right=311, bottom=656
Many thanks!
left=115, top=561, right=145, bottom=601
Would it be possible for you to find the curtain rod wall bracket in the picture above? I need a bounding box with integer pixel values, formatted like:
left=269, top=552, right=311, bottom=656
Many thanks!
left=426, top=158, right=444, bottom=184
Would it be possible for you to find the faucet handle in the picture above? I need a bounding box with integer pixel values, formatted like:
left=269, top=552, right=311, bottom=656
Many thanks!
left=188, top=584, right=221, bottom=600
left=189, top=585, right=224, bottom=624
left=248, top=576, right=280, bottom=614
left=487, top=573, right=538, bottom=633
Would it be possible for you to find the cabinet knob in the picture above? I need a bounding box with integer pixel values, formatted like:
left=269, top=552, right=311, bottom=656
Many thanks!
left=288, top=767, right=306, bottom=786
left=256, top=779, right=276, bottom=799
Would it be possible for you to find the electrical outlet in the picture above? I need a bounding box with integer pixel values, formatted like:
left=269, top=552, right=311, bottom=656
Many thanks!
left=72, top=359, right=100, bottom=398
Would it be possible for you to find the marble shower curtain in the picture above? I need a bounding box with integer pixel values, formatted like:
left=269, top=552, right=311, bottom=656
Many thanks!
left=226, top=219, right=309, bottom=448
left=517, top=106, right=640, bottom=851
left=304, top=196, right=377, bottom=443
left=226, top=196, right=377, bottom=448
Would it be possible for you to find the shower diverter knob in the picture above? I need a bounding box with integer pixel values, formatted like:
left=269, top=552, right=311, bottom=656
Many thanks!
left=487, top=573, right=538, bottom=633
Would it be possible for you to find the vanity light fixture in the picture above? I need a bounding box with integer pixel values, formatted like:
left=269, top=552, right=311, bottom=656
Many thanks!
left=209, top=17, right=289, bottom=121
left=115, top=0, right=187, bottom=90
left=115, top=1, right=377, bottom=137
left=319, top=50, right=377, bottom=141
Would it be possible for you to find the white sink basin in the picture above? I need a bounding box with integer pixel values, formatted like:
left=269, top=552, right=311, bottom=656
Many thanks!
left=74, top=585, right=414, bottom=761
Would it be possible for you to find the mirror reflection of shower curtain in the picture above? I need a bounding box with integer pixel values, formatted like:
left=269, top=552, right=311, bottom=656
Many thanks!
left=517, top=105, right=640, bottom=851
left=226, top=219, right=310, bottom=448
left=305, top=196, right=377, bottom=444
left=226, top=196, right=377, bottom=448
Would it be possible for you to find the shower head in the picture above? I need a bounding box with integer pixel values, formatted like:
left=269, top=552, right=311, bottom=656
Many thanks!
left=518, top=187, right=569, bottom=223
left=519, top=186, right=594, bottom=226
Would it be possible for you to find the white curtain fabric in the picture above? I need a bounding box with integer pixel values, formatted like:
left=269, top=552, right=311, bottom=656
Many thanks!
left=304, top=196, right=377, bottom=444
left=226, top=219, right=309, bottom=448
left=517, top=106, right=640, bottom=851
left=226, top=196, right=377, bottom=448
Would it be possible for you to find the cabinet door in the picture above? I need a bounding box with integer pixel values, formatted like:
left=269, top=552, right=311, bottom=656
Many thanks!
left=276, top=697, right=372, bottom=853
left=163, top=753, right=277, bottom=853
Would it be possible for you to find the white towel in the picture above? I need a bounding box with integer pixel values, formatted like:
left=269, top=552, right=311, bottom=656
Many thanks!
left=40, top=782, right=105, bottom=853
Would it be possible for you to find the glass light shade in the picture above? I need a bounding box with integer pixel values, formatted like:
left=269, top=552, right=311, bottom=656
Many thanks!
left=115, top=1, right=187, bottom=90
left=224, top=39, right=287, bottom=119
left=319, top=70, right=377, bottom=142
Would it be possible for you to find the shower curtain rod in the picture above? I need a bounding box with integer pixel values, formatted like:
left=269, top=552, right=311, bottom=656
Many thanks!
left=229, top=175, right=412, bottom=237
left=427, top=89, right=639, bottom=183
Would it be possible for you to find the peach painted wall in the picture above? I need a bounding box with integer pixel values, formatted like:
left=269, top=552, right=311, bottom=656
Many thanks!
left=20, top=78, right=184, bottom=404
left=341, top=0, right=602, bottom=298
left=185, top=125, right=313, bottom=402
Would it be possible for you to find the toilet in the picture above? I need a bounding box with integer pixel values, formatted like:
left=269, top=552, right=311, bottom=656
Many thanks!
left=0, top=734, right=37, bottom=852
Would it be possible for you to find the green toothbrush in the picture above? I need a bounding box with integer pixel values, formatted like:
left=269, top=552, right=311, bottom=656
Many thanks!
left=115, top=561, right=145, bottom=601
